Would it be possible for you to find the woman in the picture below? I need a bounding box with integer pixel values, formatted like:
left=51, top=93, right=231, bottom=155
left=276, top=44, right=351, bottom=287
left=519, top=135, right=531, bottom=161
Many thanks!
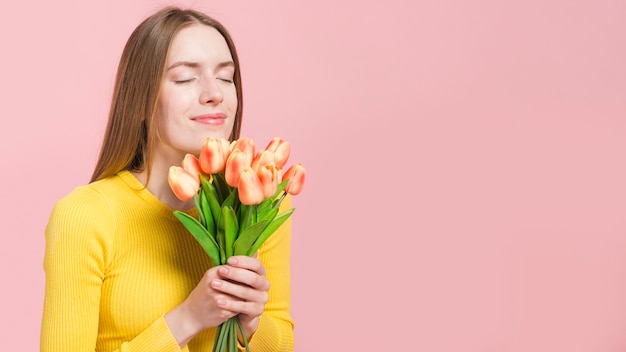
left=41, top=6, right=294, bottom=351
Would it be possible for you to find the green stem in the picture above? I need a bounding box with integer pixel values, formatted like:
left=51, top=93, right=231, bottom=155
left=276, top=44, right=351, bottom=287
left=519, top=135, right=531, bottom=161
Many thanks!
left=212, top=322, right=223, bottom=352
left=228, top=317, right=236, bottom=352
left=274, top=190, right=287, bottom=207
left=235, top=317, right=250, bottom=352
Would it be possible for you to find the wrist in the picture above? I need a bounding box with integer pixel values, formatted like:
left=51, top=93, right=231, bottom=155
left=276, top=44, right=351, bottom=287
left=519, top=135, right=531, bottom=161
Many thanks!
left=238, top=316, right=260, bottom=343
left=165, top=303, right=201, bottom=347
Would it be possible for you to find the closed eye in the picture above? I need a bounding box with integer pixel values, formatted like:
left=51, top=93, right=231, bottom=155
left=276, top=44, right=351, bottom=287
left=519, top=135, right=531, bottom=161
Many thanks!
left=174, top=78, right=195, bottom=84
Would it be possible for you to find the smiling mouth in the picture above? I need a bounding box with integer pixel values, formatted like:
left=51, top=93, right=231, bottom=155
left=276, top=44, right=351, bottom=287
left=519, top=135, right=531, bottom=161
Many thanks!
left=192, top=114, right=226, bottom=125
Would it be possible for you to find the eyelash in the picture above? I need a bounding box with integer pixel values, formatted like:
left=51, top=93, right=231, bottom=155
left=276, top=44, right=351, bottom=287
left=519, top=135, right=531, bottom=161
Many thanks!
left=174, top=77, right=234, bottom=85
left=174, top=79, right=194, bottom=85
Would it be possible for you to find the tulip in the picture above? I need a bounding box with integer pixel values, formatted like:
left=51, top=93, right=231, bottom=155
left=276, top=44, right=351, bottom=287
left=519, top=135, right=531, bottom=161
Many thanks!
left=199, top=138, right=231, bottom=174
left=281, top=163, right=306, bottom=195
left=257, top=164, right=279, bottom=199
left=224, top=149, right=252, bottom=187
left=251, top=150, right=276, bottom=173
left=181, top=154, right=202, bottom=183
left=168, top=166, right=200, bottom=201
left=229, top=136, right=255, bottom=160
left=238, top=167, right=265, bottom=205
left=264, top=137, right=290, bottom=169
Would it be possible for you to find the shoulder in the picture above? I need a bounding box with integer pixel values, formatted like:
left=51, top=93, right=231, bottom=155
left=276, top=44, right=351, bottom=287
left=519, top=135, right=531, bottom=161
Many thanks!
left=52, top=180, right=114, bottom=216
left=46, top=177, right=123, bottom=243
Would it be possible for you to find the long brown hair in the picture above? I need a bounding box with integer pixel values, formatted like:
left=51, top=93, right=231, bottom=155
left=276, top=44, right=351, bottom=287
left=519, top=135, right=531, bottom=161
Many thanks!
left=90, top=7, right=243, bottom=183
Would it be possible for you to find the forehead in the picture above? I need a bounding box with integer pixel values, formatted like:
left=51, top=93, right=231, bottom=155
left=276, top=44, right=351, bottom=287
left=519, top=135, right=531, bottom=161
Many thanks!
left=166, top=24, right=233, bottom=64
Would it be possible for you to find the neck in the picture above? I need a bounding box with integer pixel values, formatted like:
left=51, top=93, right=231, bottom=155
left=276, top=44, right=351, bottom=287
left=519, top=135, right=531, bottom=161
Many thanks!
left=133, top=157, right=195, bottom=211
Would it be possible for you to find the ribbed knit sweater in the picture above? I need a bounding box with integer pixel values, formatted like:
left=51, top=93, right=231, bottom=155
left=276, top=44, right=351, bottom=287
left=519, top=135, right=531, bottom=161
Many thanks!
left=41, top=171, right=294, bottom=351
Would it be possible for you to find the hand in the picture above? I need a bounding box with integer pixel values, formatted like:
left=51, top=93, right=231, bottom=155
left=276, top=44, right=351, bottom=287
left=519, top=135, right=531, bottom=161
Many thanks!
left=165, top=254, right=270, bottom=346
left=212, top=254, right=270, bottom=341
left=165, top=264, right=238, bottom=346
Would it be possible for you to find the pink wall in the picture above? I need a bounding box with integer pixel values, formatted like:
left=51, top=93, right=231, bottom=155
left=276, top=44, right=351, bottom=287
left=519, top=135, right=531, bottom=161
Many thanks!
left=1, top=0, right=625, bottom=350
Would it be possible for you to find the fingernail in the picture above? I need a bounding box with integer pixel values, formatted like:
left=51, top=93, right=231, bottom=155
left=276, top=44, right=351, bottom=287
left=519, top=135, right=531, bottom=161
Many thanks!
left=219, top=267, right=229, bottom=275
left=212, top=280, right=222, bottom=287
left=228, top=257, right=238, bottom=265
left=217, top=299, right=227, bottom=306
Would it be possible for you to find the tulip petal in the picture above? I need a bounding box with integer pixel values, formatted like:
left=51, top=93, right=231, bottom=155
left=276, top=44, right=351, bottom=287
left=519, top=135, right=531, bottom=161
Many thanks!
left=257, top=165, right=278, bottom=199
left=229, top=136, right=256, bottom=160
left=281, top=163, right=306, bottom=195
left=200, top=138, right=231, bottom=174
left=225, top=149, right=251, bottom=187
left=251, top=150, right=276, bottom=172
left=238, top=168, right=265, bottom=205
left=265, top=137, right=291, bottom=169
left=168, top=166, right=200, bottom=201
left=182, top=154, right=202, bottom=183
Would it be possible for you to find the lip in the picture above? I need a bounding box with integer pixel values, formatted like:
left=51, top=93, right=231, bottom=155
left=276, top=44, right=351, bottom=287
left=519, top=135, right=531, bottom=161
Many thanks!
left=191, top=113, right=227, bottom=126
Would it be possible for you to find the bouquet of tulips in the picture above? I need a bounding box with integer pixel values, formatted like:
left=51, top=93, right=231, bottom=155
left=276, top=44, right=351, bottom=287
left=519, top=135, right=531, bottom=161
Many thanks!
left=167, top=136, right=305, bottom=352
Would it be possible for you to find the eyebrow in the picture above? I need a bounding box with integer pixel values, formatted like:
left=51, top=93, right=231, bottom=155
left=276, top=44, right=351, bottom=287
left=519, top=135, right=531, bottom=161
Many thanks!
left=166, top=60, right=235, bottom=71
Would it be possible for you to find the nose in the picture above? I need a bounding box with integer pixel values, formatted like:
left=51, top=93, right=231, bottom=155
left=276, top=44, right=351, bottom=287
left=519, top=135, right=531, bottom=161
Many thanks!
left=199, top=78, right=224, bottom=105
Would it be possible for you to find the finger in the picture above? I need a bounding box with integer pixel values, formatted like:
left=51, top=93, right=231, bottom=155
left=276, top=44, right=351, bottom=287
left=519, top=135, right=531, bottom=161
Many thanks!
left=227, top=256, right=266, bottom=276
left=218, top=265, right=270, bottom=291
left=217, top=297, right=266, bottom=317
left=211, top=277, right=269, bottom=304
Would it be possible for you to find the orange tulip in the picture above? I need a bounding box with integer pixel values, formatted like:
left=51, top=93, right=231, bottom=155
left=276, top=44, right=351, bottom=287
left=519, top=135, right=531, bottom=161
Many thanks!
left=182, top=154, right=202, bottom=183
left=282, top=163, right=306, bottom=195
left=265, top=137, right=290, bottom=169
left=251, top=150, right=276, bottom=172
left=224, top=149, right=252, bottom=187
left=257, top=164, right=279, bottom=199
left=229, top=136, right=255, bottom=160
left=238, top=167, right=265, bottom=205
left=199, top=137, right=231, bottom=174
left=168, top=166, right=200, bottom=201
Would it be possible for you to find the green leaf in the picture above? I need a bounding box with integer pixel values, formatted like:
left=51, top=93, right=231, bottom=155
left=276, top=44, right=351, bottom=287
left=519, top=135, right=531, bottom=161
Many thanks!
left=256, top=198, right=273, bottom=219
left=258, top=201, right=280, bottom=221
left=173, top=211, right=221, bottom=266
left=248, top=209, right=294, bottom=256
left=201, top=176, right=222, bottom=223
left=216, top=227, right=226, bottom=266
left=192, top=194, right=205, bottom=228
left=215, top=205, right=229, bottom=264
left=213, top=173, right=231, bottom=202
left=222, top=187, right=238, bottom=212
left=238, top=204, right=252, bottom=232
left=199, top=188, right=216, bottom=237
left=222, top=206, right=239, bottom=258
left=232, top=220, right=269, bottom=256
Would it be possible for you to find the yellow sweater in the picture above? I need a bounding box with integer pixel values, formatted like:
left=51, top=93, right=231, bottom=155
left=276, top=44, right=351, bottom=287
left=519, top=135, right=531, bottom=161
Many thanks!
left=41, top=171, right=294, bottom=351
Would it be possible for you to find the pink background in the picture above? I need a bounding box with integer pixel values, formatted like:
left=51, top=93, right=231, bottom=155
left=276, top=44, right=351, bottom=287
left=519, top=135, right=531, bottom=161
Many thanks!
left=1, top=0, right=625, bottom=351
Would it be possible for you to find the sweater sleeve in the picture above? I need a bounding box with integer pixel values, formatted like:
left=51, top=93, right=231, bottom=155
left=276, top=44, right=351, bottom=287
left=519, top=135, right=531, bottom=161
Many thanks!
left=40, top=187, right=183, bottom=352
left=242, top=196, right=296, bottom=351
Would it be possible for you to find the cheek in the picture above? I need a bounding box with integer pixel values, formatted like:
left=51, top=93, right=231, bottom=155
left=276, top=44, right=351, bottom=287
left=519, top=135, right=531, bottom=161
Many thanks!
left=226, top=88, right=238, bottom=111
left=157, top=89, right=171, bottom=116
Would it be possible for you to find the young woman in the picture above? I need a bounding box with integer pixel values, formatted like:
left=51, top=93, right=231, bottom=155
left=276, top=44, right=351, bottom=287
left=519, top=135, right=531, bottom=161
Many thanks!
left=41, top=7, right=294, bottom=351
